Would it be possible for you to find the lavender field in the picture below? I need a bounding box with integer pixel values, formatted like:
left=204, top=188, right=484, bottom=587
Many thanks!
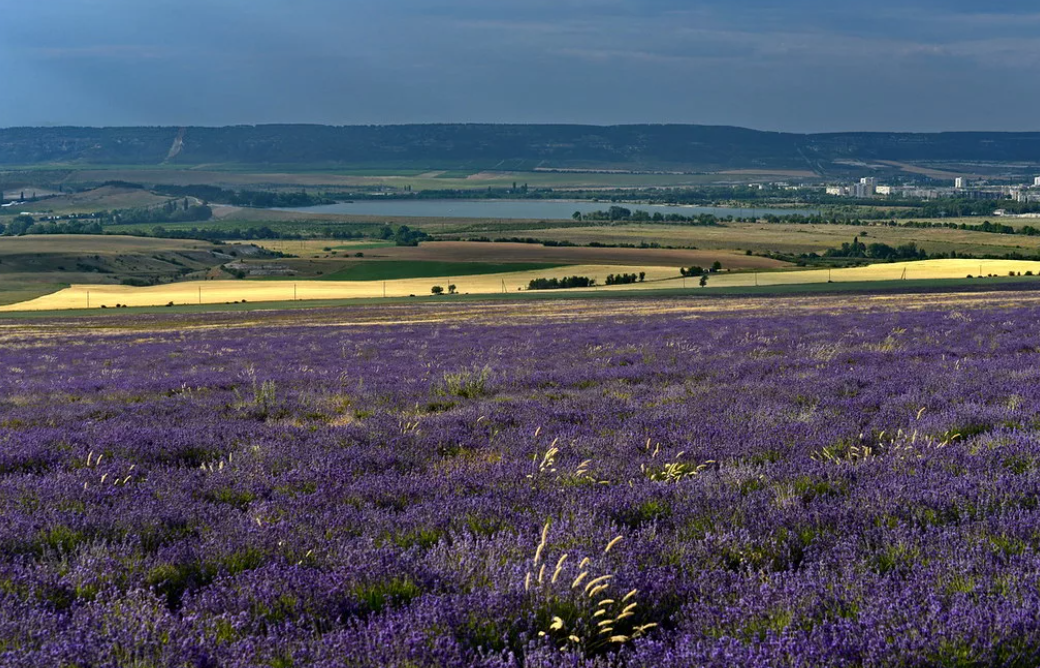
left=3, top=295, right=1040, bottom=667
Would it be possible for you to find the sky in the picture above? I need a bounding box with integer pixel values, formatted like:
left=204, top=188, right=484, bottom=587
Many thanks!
left=2, top=0, right=1040, bottom=132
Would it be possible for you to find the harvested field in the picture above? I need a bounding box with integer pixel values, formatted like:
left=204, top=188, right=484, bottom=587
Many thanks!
left=0, top=235, right=217, bottom=255
left=11, top=186, right=173, bottom=214
left=234, top=239, right=397, bottom=255
left=716, top=169, right=818, bottom=178
left=509, top=223, right=1040, bottom=257
left=875, top=160, right=978, bottom=179
left=244, top=240, right=789, bottom=270
left=342, top=241, right=788, bottom=269
left=313, top=261, right=567, bottom=282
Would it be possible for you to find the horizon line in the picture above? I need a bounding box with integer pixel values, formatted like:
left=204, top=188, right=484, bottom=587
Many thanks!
left=4, top=122, right=1040, bottom=135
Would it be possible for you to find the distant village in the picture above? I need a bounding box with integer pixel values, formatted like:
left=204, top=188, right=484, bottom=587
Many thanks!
left=825, top=176, right=1040, bottom=205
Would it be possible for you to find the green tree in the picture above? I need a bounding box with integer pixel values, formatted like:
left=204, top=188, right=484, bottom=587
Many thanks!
left=431, top=285, right=444, bottom=295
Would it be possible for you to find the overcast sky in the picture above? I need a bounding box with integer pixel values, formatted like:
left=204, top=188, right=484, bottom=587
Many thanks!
left=3, top=1, right=1039, bottom=132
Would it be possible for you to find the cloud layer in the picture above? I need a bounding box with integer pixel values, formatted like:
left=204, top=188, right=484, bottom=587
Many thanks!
left=3, top=1, right=1039, bottom=131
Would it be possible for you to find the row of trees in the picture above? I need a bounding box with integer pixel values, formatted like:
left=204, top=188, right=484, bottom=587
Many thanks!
left=377, top=224, right=430, bottom=246
left=152, top=184, right=335, bottom=208
left=573, top=206, right=721, bottom=225
left=110, top=201, right=213, bottom=226
left=604, top=272, right=644, bottom=285
left=0, top=216, right=104, bottom=236
left=821, top=237, right=928, bottom=261
left=528, top=276, right=597, bottom=290
left=680, top=261, right=723, bottom=276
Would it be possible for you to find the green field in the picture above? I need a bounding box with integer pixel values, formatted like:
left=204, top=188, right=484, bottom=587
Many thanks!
left=0, top=282, right=68, bottom=307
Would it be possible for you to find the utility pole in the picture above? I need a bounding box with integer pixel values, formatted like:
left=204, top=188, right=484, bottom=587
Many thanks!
left=198, top=286, right=202, bottom=304
left=294, top=283, right=297, bottom=301
left=383, top=281, right=386, bottom=298
left=86, top=290, right=90, bottom=309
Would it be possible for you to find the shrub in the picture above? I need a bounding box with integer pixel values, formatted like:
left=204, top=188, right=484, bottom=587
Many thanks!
left=524, top=522, right=658, bottom=657
left=440, top=365, right=493, bottom=398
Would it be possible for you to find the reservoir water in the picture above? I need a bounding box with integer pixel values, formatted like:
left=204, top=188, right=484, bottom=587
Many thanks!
left=276, top=199, right=820, bottom=220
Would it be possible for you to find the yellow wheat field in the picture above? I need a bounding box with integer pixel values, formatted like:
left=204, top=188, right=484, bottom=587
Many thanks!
left=3, top=259, right=1039, bottom=312
left=0, top=265, right=676, bottom=311
left=643, top=258, right=1040, bottom=290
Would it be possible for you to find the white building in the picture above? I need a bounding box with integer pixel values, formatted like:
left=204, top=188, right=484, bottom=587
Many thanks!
left=1034, top=176, right=1040, bottom=187
left=955, top=177, right=966, bottom=189
left=854, top=177, right=876, bottom=198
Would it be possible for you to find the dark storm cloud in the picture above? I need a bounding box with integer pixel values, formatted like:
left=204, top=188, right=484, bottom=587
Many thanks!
left=2, top=0, right=1039, bottom=131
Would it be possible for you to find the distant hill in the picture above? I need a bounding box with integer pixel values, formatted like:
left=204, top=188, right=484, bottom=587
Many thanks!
left=1, top=124, right=1039, bottom=174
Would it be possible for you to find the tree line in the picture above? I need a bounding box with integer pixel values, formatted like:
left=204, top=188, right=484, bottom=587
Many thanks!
left=820, top=237, right=927, bottom=261
left=528, top=276, right=597, bottom=290
left=573, top=206, right=721, bottom=225
left=605, top=272, right=644, bottom=285
left=149, top=184, right=336, bottom=208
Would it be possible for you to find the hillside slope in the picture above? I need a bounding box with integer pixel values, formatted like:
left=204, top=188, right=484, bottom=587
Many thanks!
left=1, top=124, right=1039, bottom=173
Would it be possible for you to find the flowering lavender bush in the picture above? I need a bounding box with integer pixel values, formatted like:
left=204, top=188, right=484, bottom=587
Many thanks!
left=3, top=299, right=1040, bottom=666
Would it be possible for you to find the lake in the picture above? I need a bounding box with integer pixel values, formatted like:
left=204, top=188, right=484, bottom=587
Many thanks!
left=276, top=199, right=821, bottom=220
